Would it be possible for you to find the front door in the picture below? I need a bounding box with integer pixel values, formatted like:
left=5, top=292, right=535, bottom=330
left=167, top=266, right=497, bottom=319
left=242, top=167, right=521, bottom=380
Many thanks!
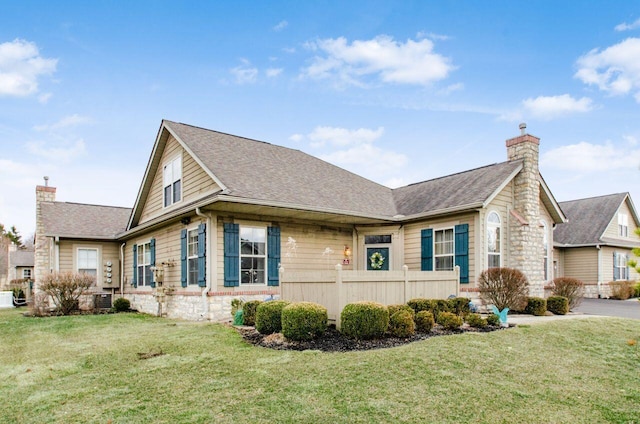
left=366, top=247, right=390, bottom=271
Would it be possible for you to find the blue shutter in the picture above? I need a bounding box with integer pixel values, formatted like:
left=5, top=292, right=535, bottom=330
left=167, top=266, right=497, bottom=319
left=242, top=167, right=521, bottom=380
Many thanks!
left=613, top=252, right=619, bottom=281
left=455, top=224, right=469, bottom=284
left=224, top=223, right=240, bottom=287
left=267, top=226, right=281, bottom=286
left=181, top=229, right=188, bottom=287
left=149, top=238, right=156, bottom=288
left=197, top=223, right=206, bottom=288
left=132, top=245, right=138, bottom=288
left=421, top=229, right=433, bottom=271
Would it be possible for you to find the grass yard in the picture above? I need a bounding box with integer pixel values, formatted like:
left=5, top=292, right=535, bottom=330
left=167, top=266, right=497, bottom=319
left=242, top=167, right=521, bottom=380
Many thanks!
left=1, top=310, right=639, bottom=424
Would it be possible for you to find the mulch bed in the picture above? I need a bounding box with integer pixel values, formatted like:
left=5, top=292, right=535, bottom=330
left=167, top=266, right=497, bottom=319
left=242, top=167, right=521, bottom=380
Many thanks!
left=237, top=324, right=512, bottom=352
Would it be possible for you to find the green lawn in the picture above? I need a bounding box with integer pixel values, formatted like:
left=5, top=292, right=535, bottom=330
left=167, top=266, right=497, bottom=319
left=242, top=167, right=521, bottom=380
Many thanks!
left=1, top=309, right=639, bottom=424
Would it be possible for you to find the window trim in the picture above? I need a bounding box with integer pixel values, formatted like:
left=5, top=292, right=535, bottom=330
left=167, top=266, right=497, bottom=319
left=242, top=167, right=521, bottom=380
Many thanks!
left=187, top=227, right=199, bottom=286
left=239, top=225, right=268, bottom=286
left=163, top=154, right=182, bottom=208
left=615, top=252, right=628, bottom=281
left=433, top=227, right=455, bottom=271
left=486, top=211, right=501, bottom=269
left=77, top=247, right=99, bottom=277
left=618, top=213, right=629, bottom=238
left=137, top=241, right=152, bottom=287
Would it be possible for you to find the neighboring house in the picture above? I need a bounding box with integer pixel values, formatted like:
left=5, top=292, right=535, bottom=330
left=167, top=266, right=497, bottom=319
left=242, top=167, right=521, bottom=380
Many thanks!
left=35, top=120, right=566, bottom=320
left=554, top=193, right=640, bottom=297
left=8, top=245, right=34, bottom=282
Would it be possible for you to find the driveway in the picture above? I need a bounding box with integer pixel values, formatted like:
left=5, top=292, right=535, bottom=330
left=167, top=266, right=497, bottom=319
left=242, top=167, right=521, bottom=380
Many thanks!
left=574, top=298, right=640, bottom=320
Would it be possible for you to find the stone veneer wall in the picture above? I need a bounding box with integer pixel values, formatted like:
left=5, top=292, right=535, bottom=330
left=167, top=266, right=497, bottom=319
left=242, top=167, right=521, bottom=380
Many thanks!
left=506, top=134, right=545, bottom=298
left=34, top=185, right=56, bottom=289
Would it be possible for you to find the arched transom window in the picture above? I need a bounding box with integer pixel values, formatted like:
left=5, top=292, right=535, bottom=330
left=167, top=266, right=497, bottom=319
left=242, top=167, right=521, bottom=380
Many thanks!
left=487, top=211, right=501, bottom=268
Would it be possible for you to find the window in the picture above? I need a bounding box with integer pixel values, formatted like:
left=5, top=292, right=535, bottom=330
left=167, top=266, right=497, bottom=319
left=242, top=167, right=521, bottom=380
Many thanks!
left=163, top=156, right=182, bottom=207
left=434, top=228, right=454, bottom=271
left=619, top=213, right=629, bottom=237
left=541, top=221, right=549, bottom=281
left=23, top=269, right=32, bottom=279
left=615, top=252, right=628, bottom=280
left=187, top=228, right=199, bottom=285
left=137, top=242, right=152, bottom=286
left=240, top=227, right=266, bottom=285
left=77, top=248, right=98, bottom=276
left=487, top=212, right=501, bottom=268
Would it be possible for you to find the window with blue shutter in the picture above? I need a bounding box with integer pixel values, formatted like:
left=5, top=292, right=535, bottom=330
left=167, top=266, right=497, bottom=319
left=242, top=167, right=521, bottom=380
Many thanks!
left=267, top=226, right=281, bottom=286
left=421, top=229, right=433, bottom=271
left=197, top=223, right=206, bottom=287
left=149, top=238, right=156, bottom=288
left=180, top=229, right=188, bottom=287
left=224, top=223, right=240, bottom=287
left=454, top=224, right=469, bottom=283
left=132, top=245, right=138, bottom=288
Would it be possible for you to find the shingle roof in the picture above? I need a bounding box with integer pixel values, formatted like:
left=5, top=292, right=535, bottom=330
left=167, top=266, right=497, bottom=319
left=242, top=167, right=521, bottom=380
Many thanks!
left=393, top=161, right=523, bottom=216
left=41, top=202, right=131, bottom=239
left=554, top=193, right=628, bottom=245
left=9, top=249, right=34, bottom=267
left=165, top=121, right=398, bottom=218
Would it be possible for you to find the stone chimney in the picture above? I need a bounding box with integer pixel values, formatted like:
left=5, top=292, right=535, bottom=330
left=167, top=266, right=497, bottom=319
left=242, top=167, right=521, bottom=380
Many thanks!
left=34, top=177, right=56, bottom=286
left=505, top=124, right=545, bottom=296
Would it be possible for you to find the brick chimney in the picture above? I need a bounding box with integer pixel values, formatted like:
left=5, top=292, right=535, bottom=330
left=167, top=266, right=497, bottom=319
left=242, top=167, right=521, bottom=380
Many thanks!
left=34, top=176, right=56, bottom=286
left=506, top=124, right=545, bottom=296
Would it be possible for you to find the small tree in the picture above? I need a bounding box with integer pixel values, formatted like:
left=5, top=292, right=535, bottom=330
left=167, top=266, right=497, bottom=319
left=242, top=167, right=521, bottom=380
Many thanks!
left=551, top=277, right=584, bottom=310
left=39, top=272, right=95, bottom=315
left=478, top=267, right=529, bottom=311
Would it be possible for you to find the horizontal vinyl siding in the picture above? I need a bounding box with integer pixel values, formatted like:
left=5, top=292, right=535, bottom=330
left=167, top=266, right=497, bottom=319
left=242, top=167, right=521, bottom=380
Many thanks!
left=563, top=247, right=598, bottom=284
left=603, top=200, right=640, bottom=244
left=58, top=240, right=121, bottom=288
left=483, top=182, right=513, bottom=271
left=601, top=246, right=638, bottom=282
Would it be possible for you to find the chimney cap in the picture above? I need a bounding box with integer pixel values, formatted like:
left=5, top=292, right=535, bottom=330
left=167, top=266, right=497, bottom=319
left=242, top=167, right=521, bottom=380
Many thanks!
left=519, top=123, right=527, bottom=135
left=44, top=176, right=49, bottom=187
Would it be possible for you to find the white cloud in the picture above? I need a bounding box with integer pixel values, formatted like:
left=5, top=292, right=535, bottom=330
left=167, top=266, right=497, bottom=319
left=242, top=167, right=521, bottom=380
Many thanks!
left=34, top=114, right=91, bottom=131
left=0, top=39, right=57, bottom=97
left=289, top=133, right=303, bottom=142
left=38, top=92, right=52, bottom=104
left=575, top=38, right=640, bottom=101
left=301, top=35, right=455, bottom=87
left=437, top=82, right=464, bottom=95
left=615, top=18, right=640, bottom=32
left=27, top=139, right=87, bottom=162
left=307, top=126, right=384, bottom=147
left=522, top=94, right=594, bottom=119
left=230, top=60, right=258, bottom=84
left=266, top=68, right=283, bottom=78
left=541, top=140, right=640, bottom=172
left=319, top=143, right=407, bottom=175
left=273, top=20, right=288, bottom=32
left=416, top=31, right=451, bottom=41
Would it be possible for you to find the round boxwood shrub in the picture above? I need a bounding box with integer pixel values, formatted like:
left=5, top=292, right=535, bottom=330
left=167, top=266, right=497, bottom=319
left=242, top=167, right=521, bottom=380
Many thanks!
left=465, top=313, right=487, bottom=328
left=437, top=311, right=463, bottom=330
left=388, top=310, right=415, bottom=338
left=547, top=296, right=569, bottom=315
left=415, top=310, right=435, bottom=332
left=112, top=297, right=130, bottom=312
left=448, top=297, right=471, bottom=316
left=340, top=301, right=389, bottom=340
left=255, top=300, right=290, bottom=334
left=524, top=297, right=547, bottom=316
left=486, top=313, right=500, bottom=326
left=281, top=302, right=328, bottom=341
left=388, top=304, right=416, bottom=320
left=242, top=300, right=263, bottom=326
left=407, top=298, right=431, bottom=314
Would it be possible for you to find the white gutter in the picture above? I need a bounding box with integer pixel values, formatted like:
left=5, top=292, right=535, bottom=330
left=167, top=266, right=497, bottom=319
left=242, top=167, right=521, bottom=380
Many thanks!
left=596, top=244, right=602, bottom=298
left=195, top=207, right=211, bottom=319
left=120, top=242, right=126, bottom=296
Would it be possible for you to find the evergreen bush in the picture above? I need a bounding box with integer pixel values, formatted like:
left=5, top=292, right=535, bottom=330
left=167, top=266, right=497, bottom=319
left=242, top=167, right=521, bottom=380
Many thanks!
left=112, top=297, right=130, bottom=312
left=340, top=301, right=389, bottom=340
left=437, top=311, right=463, bottom=330
left=465, top=313, right=487, bottom=328
left=242, top=300, right=263, bottom=326
left=524, top=297, right=547, bottom=316
left=281, top=302, right=328, bottom=341
left=547, top=296, right=569, bottom=315
left=255, top=300, right=290, bottom=334
left=415, top=310, right=435, bottom=332
left=388, top=310, right=415, bottom=338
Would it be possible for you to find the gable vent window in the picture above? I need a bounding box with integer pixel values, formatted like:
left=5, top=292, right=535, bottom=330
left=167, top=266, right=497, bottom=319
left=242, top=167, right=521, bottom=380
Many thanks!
left=163, top=156, right=182, bottom=207
left=619, top=213, right=629, bottom=237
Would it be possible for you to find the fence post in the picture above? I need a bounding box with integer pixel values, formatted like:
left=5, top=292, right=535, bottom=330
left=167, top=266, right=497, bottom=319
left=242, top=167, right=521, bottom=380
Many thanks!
left=335, top=263, right=343, bottom=330
left=455, top=265, right=460, bottom=297
left=403, top=265, right=409, bottom=304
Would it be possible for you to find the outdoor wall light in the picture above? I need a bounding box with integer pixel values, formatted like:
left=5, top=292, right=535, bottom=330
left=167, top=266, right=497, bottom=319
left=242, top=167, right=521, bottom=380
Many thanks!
left=343, top=246, right=352, bottom=265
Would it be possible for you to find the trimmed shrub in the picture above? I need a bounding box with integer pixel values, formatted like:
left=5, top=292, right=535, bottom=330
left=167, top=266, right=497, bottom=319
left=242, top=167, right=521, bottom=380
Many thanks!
left=551, top=277, right=584, bottom=310
left=407, top=298, right=431, bottom=314
left=465, top=313, right=487, bottom=328
left=340, top=301, right=389, bottom=340
left=242, top=300, right=263, bottom=326
left=255, top=300, right=291, bottom=334
left=433, top=299, right=451, bottom=320
left=388, top=310, right=415, bottom=338
left=524, top=297, right=547, bottom=316
left=448, top=297, right=471, bottom=316
left=388, top=304, right=416, bottom=320
left=478, top=267, right=529, bottom=311
left=415, top=310, right=435, bottom=332
left=547, top=296, right=569, bottom=315
left=610, top=280, right=634, bottom=300
left=231, top=298, right=244, bottom=317
left=282, top=302, right=328, bottom=341
left=486, top=313, right=500, bottom=326
left=633, top=282, right=640, bottom=298
left=112, top=297, right=130, bottom=312
left=437, top=311, right=463, bottom=330
left=39, top=271, right=95, bottom=315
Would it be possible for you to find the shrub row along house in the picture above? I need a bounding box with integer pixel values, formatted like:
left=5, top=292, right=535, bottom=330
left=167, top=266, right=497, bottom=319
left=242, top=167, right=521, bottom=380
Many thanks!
left=33, top=120, right=639, bottom=320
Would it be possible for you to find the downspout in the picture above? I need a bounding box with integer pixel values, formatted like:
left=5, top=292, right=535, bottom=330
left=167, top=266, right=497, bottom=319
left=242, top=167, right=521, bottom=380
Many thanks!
left=54, top=236, right=60, bottom=271
left=195, top=207, right=211, bottom=319
left=120, top=242, right=126, bottom=296
left=596, top=244, right=602, bottom=298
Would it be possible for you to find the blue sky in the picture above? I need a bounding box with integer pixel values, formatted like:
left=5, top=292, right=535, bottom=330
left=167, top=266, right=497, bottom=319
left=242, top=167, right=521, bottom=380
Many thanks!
left=2, top=1, right=640, bottom=237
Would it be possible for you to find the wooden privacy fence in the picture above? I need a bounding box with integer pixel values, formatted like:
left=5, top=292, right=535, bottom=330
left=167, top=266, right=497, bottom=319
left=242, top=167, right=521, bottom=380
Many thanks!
left=279, top=264, right=460, bottom=326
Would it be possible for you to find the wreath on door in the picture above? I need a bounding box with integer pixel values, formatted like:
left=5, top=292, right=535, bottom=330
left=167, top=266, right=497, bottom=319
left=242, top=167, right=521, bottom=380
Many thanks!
left=369, top=252, right=385, bottom=270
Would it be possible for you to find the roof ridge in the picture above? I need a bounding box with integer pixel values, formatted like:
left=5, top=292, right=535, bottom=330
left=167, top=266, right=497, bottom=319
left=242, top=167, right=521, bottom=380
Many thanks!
left=164, top=119, right=276, bottom=148
left=52, top=201, right=132, bottom=210
left=559, top=192, right=628, bottom=204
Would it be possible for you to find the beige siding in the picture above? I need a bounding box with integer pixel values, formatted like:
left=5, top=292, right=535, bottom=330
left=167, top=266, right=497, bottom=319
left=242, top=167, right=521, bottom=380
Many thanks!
left=601, top=246, right=638, bottom=282
left=483, top=181, right=514, bottom=271
left=57, top=240, right=121, bottom=289
left=563, top=247, right=598, bottom=284
left=554, top=248, right=564, bottom=279
left=139, top=135, right=219, bottom=224
left=603, top=199, right=640, bottom=243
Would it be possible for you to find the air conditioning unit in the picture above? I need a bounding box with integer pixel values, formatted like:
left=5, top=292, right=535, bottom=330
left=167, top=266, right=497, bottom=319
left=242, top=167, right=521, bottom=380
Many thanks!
left=94, top=293, right=112, bottom=310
